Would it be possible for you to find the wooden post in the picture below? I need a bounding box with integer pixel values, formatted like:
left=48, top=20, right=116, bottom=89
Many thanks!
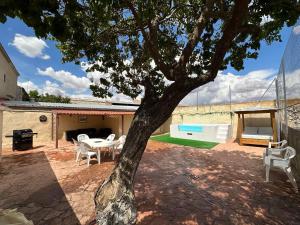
left=271, top=112, right=277, bottom=142
left=237, top=113, right=242, bottom=143
left=122, top=115, right=124, bottom=135
left=55, top=113, right=59, bottom=149
left=242, top=113, right=245, bottom=131
left=51, top=113, right=54, bottom=141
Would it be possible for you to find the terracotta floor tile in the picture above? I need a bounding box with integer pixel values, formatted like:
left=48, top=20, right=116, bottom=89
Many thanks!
left=0, top=140, right=299, bottom=225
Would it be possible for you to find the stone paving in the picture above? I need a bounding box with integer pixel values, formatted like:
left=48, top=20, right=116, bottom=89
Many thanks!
left=0, top=141, right=300, bottom=225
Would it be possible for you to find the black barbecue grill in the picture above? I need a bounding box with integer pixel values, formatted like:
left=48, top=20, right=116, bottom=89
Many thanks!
left=5, top=129, right=38, bottom=151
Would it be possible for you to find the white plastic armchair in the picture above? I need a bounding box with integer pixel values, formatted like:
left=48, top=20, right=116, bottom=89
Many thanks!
left=72, top=138, right=80, bottom=162
left=78, top=142, right=99, bottom=166
left=77, top=134, right=89, bottom=142
left=263, top=140, right=288, bottom=165
left=264, top=146, right=298, bottom=193
left=268, top=140, right=288, bottom=149
left=112, top=135, right=126, bottom=160
left=106, top=134, right=115, bottom=142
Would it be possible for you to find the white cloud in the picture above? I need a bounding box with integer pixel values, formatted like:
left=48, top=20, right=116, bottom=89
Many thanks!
left=11, top=34, right=50, bottom=60
left=293, top=25, right=300, bottom=35
left=260, top=15, right=274, bottom=25
left=37, top=67, right=91, bottom=91
left=111, top=93, right=140, bottom=103
left=18, top=80, right=66, bottom=96
left=70, top=93, right=141, bottom=104
left=80, top=61, right=113, bottom=84
left=42, top=80, right=66, bottom=96
left=18, top=80, right=39, bottom=92
left=180, top=69, right=277, bottom=106
left=70, top=94, right=99, bottom=100
left=41, top=54, right=51, bottom=60
left=284, top=68, right=300, bottom=99
left=33, top=64, right=139, bottom=103
left=34, top=65, right=139, bottom=103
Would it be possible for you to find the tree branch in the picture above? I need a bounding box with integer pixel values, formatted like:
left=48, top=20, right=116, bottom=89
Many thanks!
left=209, top=0, right=248, bottom=78
left=186, top=0, right=249, bottom=86
left=159, top=0, right=249, bottom=102
left=126, top=1, right=173, bottom=80
left=176, top=0, right=215, bottom=70
left=239, top=23, right=261, bottom=37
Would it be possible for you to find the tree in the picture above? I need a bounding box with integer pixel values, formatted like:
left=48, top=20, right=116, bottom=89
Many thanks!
left=28, top=90, right=40, bottom=101
left=28, top=90, right=71, bottom=103
left=1, top=1, right=300, bottom=224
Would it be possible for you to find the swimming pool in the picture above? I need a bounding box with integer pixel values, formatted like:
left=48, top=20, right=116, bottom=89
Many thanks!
left=178, top=125, right=204, bottom=133
left=170, top=124, right=231, bottom=143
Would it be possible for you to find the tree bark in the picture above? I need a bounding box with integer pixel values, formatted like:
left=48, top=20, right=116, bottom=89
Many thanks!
left=94, top=83, right=189, bottom=225
left=94, top=107, right=161, bottom=224
left=92, top=0, right=249, bottom=218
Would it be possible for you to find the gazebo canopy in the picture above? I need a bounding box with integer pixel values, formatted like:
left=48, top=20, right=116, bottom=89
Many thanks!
left=234, top=107, right=278, bottom=146
left=234, top=107, right=278, bottom=114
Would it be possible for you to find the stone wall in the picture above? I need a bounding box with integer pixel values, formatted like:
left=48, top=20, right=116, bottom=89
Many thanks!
left=288, top=127, right=300, bottom=176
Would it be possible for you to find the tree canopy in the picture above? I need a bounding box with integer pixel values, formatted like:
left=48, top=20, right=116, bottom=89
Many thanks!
left=28, top=90, right=71, bottom=103
left=2, top=1, right=300, bottom=224
left=2, top=1, right=300, bottom=102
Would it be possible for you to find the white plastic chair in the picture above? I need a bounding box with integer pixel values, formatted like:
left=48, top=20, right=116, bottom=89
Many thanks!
left=263, top=140, right=288, bottom=165
left=72, top=138, right=81, bottom=161
left=106, top=134, right=115, bottom=142
left=264, top=146, right=298, bottom=193
left=112, top=135, right=126, bottom=160
left=102, top=134, right=116, bottom=157
left=268, top=140, right=288, bottom=149
left=77, top=134, right=89, bottom=142
left=78, top=142, right=99, bottom=166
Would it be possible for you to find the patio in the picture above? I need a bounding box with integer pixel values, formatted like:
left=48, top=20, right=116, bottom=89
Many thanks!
left=0, top=141, right=299, bottom=225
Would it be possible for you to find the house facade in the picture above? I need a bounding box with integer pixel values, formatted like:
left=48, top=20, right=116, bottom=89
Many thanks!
left=0, top=43, right=19, bottom=101
left=0, top=43, right=170, bottom=154
left=0, top=101, right=170, bottom=152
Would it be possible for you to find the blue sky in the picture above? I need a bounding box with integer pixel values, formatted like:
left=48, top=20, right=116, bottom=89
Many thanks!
left=226, top=28, right=291, bottom=76
left=0, top=17, right=294, bottom=103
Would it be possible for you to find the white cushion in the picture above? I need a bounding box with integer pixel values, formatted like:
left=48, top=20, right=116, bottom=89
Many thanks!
left=242, top=133, right=273, bottom=140
left=258, top=127, right=273, bottom=135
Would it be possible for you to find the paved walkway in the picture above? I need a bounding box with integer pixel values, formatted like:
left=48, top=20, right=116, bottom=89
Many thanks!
left=0, top=141, right=299, bottom=225
left=136, top=142, right=300, bottom=224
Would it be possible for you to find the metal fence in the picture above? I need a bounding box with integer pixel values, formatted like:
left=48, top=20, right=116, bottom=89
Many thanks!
left=276, top=20, right=300, bottom=140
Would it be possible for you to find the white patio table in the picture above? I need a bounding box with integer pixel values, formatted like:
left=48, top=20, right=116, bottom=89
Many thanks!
left=81, top=138, right=115, bottom=164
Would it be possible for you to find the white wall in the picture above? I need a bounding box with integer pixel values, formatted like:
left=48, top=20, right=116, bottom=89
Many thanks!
left=0, top=48, right=18, bottom=100
left=2, top=110, right=53, bottom=148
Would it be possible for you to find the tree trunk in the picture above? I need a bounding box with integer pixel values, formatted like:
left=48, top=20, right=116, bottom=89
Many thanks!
left=94, top=105, right=162, bottom=225
left=94, top=82, right=194, bottom=225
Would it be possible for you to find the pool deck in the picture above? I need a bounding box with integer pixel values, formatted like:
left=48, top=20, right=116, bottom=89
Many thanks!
left=0, top=140, right=299, bottom=225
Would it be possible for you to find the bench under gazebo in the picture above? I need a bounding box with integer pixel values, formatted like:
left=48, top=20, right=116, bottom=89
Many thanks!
left=234, top=108, right=278, bottom=146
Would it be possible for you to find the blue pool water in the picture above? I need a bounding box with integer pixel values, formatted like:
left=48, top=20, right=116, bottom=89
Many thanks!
left=178, top=125, right=203, bottom=132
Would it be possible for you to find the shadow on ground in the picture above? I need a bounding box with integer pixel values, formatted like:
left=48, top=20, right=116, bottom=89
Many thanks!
left=135, top=141, right=300, bottom=225
left=1, top=141, right=299, bottom=225
left=0, top=151, right=80, bottom=225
